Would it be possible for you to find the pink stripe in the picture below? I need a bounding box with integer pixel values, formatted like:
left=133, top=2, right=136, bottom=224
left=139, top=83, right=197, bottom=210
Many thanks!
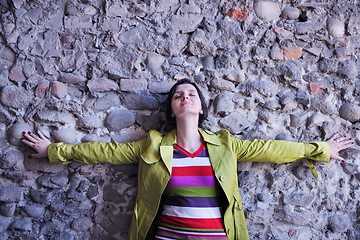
left=167, top=176, right=216, bottom=187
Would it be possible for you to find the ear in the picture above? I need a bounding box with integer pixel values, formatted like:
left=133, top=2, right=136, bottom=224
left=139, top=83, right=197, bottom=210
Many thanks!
left=171, top=113, right=175, bottom=117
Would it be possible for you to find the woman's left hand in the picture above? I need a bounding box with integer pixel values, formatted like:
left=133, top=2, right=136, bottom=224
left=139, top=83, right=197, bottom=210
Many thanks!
left=326, top=132, right=355, bottom=162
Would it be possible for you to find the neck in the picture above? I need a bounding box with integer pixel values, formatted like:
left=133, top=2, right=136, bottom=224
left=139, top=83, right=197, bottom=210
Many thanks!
left=175, top=117, right=202, bottom=153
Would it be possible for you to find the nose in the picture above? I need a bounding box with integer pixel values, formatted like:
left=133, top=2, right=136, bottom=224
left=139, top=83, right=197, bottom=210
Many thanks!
left=182, top=95, right=189, bottom=100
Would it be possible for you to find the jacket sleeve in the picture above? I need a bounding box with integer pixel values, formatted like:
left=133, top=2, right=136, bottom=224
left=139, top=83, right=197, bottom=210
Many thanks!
left=48, top=138, right=147, bottom=165
left=231, top=138, right=330, bottom=163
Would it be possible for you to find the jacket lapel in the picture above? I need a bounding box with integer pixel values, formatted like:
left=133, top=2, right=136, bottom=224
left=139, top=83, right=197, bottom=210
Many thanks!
left=159, top=129, right=177, bottom=174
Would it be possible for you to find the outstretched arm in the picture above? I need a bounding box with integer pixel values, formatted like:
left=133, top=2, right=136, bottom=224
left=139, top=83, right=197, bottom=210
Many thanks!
left=21, top=129, right=51, bottom=158
left=326, top=132, right=354, bottom=162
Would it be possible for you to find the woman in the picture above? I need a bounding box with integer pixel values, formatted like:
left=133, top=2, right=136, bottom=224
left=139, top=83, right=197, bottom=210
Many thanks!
left=22, top=79, right=353, bottom=239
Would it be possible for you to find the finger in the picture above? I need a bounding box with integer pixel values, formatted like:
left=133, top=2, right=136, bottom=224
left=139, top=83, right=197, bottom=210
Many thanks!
left=329, top=132, right=340, bottom=141
left=21, top=138, right=36, bottom=148
left=36, top=129, right=47, bottom=140
left=23, top=132, right=38, bottom=143
left=28, top=131, right=40, bottom=141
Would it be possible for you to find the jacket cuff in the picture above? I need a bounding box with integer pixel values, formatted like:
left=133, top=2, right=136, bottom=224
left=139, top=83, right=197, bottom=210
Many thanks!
left=304, top=142, right=330, bottom=162
left=48, top=142, right=73, bottom=165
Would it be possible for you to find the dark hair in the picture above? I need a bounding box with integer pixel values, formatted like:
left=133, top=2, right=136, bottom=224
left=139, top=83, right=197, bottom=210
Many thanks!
left=165, top=79, right=208, bottom=128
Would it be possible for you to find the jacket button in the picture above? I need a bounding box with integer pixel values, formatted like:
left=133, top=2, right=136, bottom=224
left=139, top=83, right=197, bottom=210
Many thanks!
left=237, top=203, right=242, bottom=210
left=227, top=229, right=232, bottom=235
left=219, top=176, right=225, bottom=181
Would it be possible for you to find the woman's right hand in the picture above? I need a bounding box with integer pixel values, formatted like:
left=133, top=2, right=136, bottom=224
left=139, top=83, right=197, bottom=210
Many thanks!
left=21, top=129, right=51, bottom=158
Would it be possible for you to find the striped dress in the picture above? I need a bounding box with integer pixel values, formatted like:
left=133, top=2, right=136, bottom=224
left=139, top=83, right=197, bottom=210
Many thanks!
left=155, top=143, right=228, bottom=239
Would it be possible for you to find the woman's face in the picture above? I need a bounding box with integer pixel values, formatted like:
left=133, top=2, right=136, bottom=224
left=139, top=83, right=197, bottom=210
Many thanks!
left=171, top=84, right=202, bottom=120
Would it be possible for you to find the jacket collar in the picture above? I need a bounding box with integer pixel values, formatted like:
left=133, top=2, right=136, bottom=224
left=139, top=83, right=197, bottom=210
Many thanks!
left=160, top=128, right=222, bottom=146
left=159, top=128, right=221, bottom=174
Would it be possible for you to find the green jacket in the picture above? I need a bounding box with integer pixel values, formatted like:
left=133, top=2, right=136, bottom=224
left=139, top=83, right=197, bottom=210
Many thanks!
left=48, top=128, right=330, bottom=240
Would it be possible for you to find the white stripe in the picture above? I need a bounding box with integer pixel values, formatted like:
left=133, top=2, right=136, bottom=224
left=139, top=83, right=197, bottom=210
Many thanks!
left=162, top=205, right=222, bottom=218
left=155, top=236, right=172, bottom=240
left=158, top=226, right=226, bottom=236
left=172, top=156, right=211, bottom=167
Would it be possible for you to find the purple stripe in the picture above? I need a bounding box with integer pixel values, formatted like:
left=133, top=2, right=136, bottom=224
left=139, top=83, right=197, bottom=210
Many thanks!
left=156, top=229, right=228, bottom=239
left=162, top=196, right=220, bottom=207
left=167, top=176, right=216, bottom=187
left=173, top=148, right=208, bottom=159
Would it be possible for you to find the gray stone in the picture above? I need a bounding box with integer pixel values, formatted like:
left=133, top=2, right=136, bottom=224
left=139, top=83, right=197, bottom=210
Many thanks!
left=307, top=112, right=327, bottom=127
left=78, top=115, right=103, bottom=130
left=225, top=70, right=246, bottom=83
left=52, top=128, right=77, bottom=143
left=339, top=103, right=360, bottom=122
left=337, top=61, right=358, bottom=78
left=213, top=92, right=235, bottom=115
left=210, top=79, right=235, bottom=91
left=275, top=132, right=293, bottom=141
left=328, top=214, right=351, bottom=232
left=0, top=203, right=16, bottom=217
left=281, top=7, right=300, bottom=20
left=9, top=218, right=32, bottom=231
left=7, top=123, right=33, bottom=146
left=1, top=85, right=33, bottom=109
left=29, top=189, right=51, bottom=205
left=122, top=94, right=159, bottom=110
left=52, top=232, right=74, bottom=240
left=87, top=94, right=121, bottom=111
left=327, top=18, right=345, bottom=38
left=119, top=25, right=148, bottom=45
left=201, top=56, right=215, bottom=70
left=107, top=4, right=129, bottom=18
left=188, top=29, right=217, bottom=57
left=87, top=78, right=119, bottom=93
left=254, top=1, right=281, bottom=22
left=22, top=205, right=45, bottom=218
left=23, top=152, right=67, bottom=173
left=219, top=112, right=251, bottom=135
left=238, top=80, right=278, bottom=97
left=0, top=74, right=9, bottom=88
left=0, top=150, right=22, bottom=169
left=71, top=217, right=93, bottom=231
left=289, top=113, right=308, bottom=128
left=37, top=175, right=69, bottom=189
left=0, top=186, right=22, bottom=203
left=120, top=78, right=147, bottom=92
left=97, top=48, right=139, bottom=79
left=41, top=220, right=65, bottom=234
left=105, top=110, right=136, bottom=132
left=36, top=110, right=75, bottom=125
left=285, top=208, right=312, bottom=225
left=318, top=58, right=338, bottom=73
left=136, top=112, right=161, bottom=131
left=146, top=52, right=165, bottom=75
left=58, top=73, right=87, bottom=84
left=169, top=14, right=203, bottom=31
left=284, top=192, right=315, bottom=207
left=341, top=163, right=358, bottom=175
left=295, top=22, right=324, bottom=35
left=2, top=171, right=36, bottom=180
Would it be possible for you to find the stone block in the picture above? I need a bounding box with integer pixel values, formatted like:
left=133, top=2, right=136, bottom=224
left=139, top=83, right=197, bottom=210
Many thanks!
left=120, top=78, right=147, bottom=92
left=9, top=65, right=26, bottom=82
left=146, top=52, right=165, bottom=75
left=0, top=203, right=16, bottom=217
left=36, top=110, right=75, bottom=125
left=328, top=214, right=351, bottom=232
left=0, top=46, right=16, bottom=62
left=122, top=94, right=159, bottom=110
left=52, top=128, right=77, bottom=143
left=149, top=80, right=177, bottom=94
left=281, top=7, right=300, bottom=20
left=105, top=110, right=136, bottom=132
left=188, top=29, right=217, bottom=57
left=9, top=218, right=32, bottom=231
left=22, top=205, right=45, bottom=218
left=254, top=1, right=281, bottom=22
left=51, top=82, right=67, bottom=99
left=87, top=78, right=119, bottom=93
left=0, top=186, right=22, bottom=203
left=7, top=123, right=33, bottom=146
left=283, top=46, right=302, bottom=60
left=58, top=73, right=87, bottom=84
left=219, top=112, right=251, bottom=134
left=78, top=115, right=103, bottom=130
left=64, top=16, right=93, bottom=29
left=119, top=25, right=148, bottom=45
left=37, top=175, right=69, bottom=189
left=35, top=81, right=49, bottom=98
left=327, top=17, right=345, bottom=38
left=0, top=150, right=22, bottom=169
left=339, top=103, right=360, bottom=122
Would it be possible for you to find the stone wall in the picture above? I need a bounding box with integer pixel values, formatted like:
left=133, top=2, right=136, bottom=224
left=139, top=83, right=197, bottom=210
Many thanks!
left=0, top=0, right=360, bottom=239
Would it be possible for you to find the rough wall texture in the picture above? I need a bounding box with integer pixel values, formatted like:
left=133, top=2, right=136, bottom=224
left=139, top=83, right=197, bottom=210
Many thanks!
left=0, top=0, right=360, bottom=239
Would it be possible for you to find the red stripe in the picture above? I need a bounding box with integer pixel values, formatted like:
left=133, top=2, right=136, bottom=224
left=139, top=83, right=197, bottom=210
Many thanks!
left=171, top=166, right=214, bottom=176
left=174, top=143, right=205, bottom=158
left=159, top=215, right=225, bottom=230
